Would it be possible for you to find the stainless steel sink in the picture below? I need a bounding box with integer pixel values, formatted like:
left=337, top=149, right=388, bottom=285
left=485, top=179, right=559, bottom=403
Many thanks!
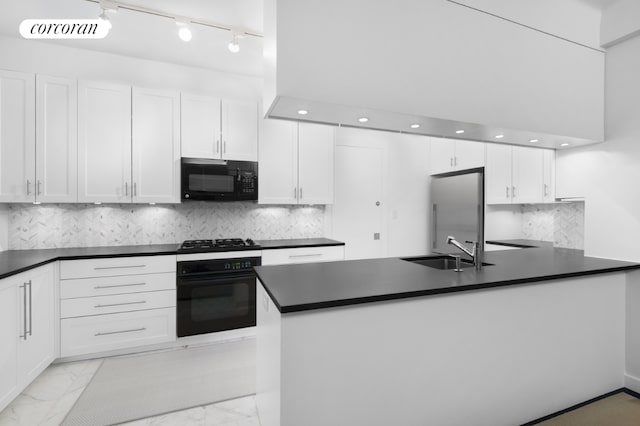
left=402, top=255, right=492, bottom=270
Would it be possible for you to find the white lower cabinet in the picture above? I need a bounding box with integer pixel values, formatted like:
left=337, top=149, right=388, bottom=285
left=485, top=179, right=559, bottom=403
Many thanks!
left=261, top=245, right=345, bottom=266
left=0, top=264, right=55, bottom=412
left=59, top=255, right=177, bottom=358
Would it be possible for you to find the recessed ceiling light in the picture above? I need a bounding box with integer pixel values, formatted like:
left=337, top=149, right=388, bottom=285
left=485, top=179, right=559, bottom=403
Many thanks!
left=455, top=130, right=465, bottom=134
left=297, top=109, right=308, bottom=115
left=529, top=139, right=539, bottom=143
left=358, top=117, right=369, bottom=123
left=495, top=134, right=505, bottom=139
left=560, top=143, right=570, bottom=147
left=410, top=124, right=420, bottom=129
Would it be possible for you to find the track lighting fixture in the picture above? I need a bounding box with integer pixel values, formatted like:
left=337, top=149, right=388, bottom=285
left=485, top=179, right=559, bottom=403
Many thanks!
left=97, top=0, right=117, bottom=31
left=228, top=30, right=243, bottom=53
left=175, top=18, right=192, bottom=42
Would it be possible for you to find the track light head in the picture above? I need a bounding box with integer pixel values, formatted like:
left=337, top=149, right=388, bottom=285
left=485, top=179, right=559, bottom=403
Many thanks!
left=175, top=17, right=192, bottom=42
left=228, top=29, right=244, bottom=53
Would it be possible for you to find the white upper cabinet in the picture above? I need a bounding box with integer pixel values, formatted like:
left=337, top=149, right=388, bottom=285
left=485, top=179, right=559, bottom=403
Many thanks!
left=35, top=75, right=78, bottom=203
left=297, top=123, right=334, bottom=204
left=180, top=94, right=221, bottom=159
left=0, top=70, right=35, bottom=202
left=258, top=118, right=298, bottom=204
left=259, top=120, right=334, bottom=205
left=181, top=95, right=258, bottom=161
left=78, top=81, right=132, bottom=203
left=221, top=99, right=258, bottom=161
left=542, top=149, right=555, bottom=203
left=430, top=138, right=485, bottom=175
left=132, top=87, right=180, bottom=203
left=486, top=144, right=544, bottom=204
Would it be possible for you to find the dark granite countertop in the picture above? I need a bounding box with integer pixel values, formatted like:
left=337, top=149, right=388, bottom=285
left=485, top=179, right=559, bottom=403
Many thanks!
left=0, top=239, right=345, bottom=280
left=257, top=238, right=344, bottom=250
left=486, top=239, right=552, bottom=248
left=254, top=246, right=640, bottom=314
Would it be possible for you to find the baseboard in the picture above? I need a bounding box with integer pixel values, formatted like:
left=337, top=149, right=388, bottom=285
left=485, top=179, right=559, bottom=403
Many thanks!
left=521, top=387, right=636, bottom=425
left=625, top=374, right=640, bottom=394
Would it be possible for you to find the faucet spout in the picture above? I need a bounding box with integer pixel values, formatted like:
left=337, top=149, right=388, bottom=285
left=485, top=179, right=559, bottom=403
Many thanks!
left=446, top=236, right=483, bottom=270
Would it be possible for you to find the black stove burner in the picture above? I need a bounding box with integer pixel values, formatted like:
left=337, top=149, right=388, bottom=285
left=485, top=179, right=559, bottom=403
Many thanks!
left=178, top=238, right=259, bottom=253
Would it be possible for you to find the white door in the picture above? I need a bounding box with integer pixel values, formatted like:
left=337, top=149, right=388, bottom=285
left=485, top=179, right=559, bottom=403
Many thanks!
left=181, top=93, right=221, bottom=159
left=78, top=81, right=132, bottom=203
left=17, top=266, right=54, bottom=385
left=221, top=99, right=258, bottom=161
left=0, top=281, right=18, bottom=412
left=333, top=145, right=385, bottom=260
left=513, top=146, right=544, bottom=204
left=455, top=140, right=485, bottom=171
left=485, top=144, right=513, bottom=204
left=298, top=123, right=334, bottom=205
left=429, top=137, right=455, bottom=175
left=258, top=118, right=298, bottom=204
left=35, top=75, right=78, bottom=203
left=0, top=70, right=35, bottom=202
left=132, top=87, right=180, bottom=203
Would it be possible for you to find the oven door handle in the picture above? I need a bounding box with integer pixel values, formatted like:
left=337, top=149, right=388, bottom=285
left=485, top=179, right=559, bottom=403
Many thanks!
left=177, top=272, right=256, bottom=284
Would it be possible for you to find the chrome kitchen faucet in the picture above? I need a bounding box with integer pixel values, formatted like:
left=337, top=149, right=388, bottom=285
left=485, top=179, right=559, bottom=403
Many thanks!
left=446, top=236, right=483, bottom=271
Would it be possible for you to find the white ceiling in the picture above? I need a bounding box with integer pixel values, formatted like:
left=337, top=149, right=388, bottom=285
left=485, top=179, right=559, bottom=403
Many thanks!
left=0, top=0, right=264, bottom=76
left=575, top=0, right=620, bottom=10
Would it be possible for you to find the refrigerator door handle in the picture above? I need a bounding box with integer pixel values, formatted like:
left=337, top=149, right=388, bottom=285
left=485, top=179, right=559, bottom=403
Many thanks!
left=432, top=204, right=437, bottom=249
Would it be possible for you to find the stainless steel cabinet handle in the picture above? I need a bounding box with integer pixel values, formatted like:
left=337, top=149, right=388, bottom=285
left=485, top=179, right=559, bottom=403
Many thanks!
left=94, top=265, right=146, bottom=270
left=37, top=181, right=42, bottom=196
left=299, top=188, right=303, bottom=199
left=94, top=282, right=146, bottom=290
left=224, top=141, right=227, bottom=154
left=454, top=157, right=458, bottom=167
left=27, top=280, right=32, bottom=337
left=512, top=186, right=516, bottom=198
left=94, top=301, right=146, bottom=308
left=124, top=182, right=129, bottom=196
left=450, top=157, right=454, bottom=167
left=294, top=187, right=298, bottom=199
left=544, top=184, right=549, bottom=197
left=506, top=186, right=509, bottom=198
left=19, top=284, right=27, bottom=340
left=133, top=182, right=137, bottom=197
left=95, top=327, right=146, bottom=337
left=26, top=180, right=31, bottom=196
left=289, top=253, right=322, bottom=258
left=216, top=140, right=220, bottom=153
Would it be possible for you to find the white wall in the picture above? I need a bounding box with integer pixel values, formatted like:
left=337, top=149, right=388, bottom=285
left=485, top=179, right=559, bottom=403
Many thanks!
left=601, top=0, right=640, bottom=47
left=0, top=35, right=261, bottom=99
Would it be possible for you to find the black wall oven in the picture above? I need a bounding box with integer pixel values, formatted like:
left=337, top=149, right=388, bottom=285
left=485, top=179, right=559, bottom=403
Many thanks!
left=176, top=255, right=260, bottom=337
left=181, top=158, right=258, bottom=202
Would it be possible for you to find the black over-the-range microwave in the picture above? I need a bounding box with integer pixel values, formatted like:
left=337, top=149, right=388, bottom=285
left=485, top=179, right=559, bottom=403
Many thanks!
left=181, top=158, right=258, bottom=201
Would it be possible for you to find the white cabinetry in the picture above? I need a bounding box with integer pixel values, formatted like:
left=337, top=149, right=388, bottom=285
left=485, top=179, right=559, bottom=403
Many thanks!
left=181, top=95, right=257, bottom=161
left=261, top=245, right=345, bottom=266
left=59, top=255, right=176, bottom=357
left=486, top=144, right=544, bottom=204
left=542, top=149, right=555, bottom=203
left=555, top=149, right=584, bottom=200
left=0, top=264, right=55, bottom=413
left=429, top=138, right=485, bottom=175
left=259, top=120, right=334, bottom=204
left=79, top=82, right=180, bottom=203
left=132, top=87, right=180, bottom=203
left=36, top=75, right=78, bottom=202
left=78, top=81, right=132, bottom=203
left=0, top=70, right=35, bottom=202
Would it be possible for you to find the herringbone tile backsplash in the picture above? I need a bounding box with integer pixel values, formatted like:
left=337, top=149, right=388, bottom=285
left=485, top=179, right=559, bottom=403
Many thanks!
left=8, top=202, right=325, bottom=250
left=522, top=202, right=584, bottom=249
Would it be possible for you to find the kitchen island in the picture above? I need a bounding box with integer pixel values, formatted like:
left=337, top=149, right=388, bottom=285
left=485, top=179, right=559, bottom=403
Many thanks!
left=254, top=246, right=640, bottom=426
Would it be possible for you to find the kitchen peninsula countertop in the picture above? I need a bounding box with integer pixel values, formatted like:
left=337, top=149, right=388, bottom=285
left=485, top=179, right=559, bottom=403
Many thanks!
left=0, top=238, right=345, bottom=280
left=254, top=246, right=640, bottom=313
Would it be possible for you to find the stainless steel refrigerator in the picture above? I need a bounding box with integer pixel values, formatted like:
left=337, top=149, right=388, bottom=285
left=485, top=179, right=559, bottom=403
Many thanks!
left=430, top=168, right=484, bottom=260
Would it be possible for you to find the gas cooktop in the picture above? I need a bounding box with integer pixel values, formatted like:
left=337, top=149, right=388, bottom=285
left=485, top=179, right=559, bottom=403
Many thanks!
left=177, top=238, right=260, bottom=253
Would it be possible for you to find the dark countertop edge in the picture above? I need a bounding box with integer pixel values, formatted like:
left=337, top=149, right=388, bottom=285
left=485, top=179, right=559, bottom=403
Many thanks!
left=266, top=264, right=640, bottom=314
left=259, top=242, right=345, bottom=250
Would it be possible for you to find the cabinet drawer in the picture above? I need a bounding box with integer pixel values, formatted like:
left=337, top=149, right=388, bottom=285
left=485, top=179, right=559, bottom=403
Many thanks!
left=60, top=308, right=176, bottom=357
left=61, top=290, right=176, bottom=319
left=262, top=245, right=345, bottom=266
left=60, top=272, right=175, bottom=299
left=60, top=255, right=176, bottom=279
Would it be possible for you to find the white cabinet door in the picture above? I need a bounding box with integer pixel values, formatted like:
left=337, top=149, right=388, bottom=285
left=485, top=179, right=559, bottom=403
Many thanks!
left=221, top=99, right=258, bottom=161
left=542, top=149, right=555, bottom=203
left=181, top=93, right=221, bottom=159
left=78, top=81, right=132, bottom=203
left=17, top=265, right=55, bottom=385
left=455, top=140, right=485, bottom=171
left=485, top=144, right=513, bottom=204
left=132, top=87, right=180, bottom=203
left=298, top=123, right=334, bottom=204
left=35, top=75, right=77, bottom=203
left=430, top=137, right=455, bottom=174
left=0, top=70, right=35, bottom=202
left=0, top=281, right=18, bottom=412
left=513, top=147, right=544, bottom=204
left=258, top=118, right=298, bottom=204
